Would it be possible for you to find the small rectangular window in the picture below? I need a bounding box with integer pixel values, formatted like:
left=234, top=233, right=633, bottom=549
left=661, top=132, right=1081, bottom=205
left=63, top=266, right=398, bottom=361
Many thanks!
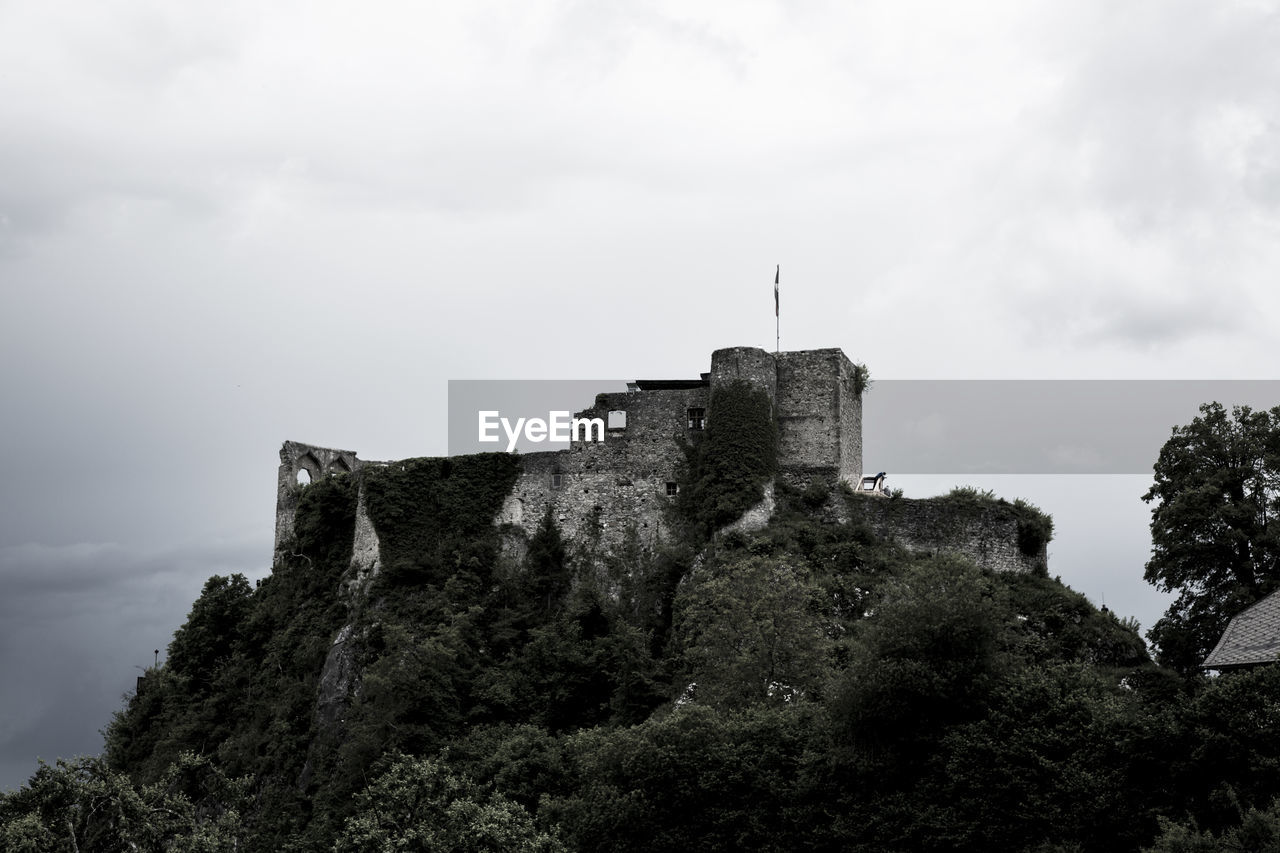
left=687, top=408, right=706, bottom=430
left=666, top=482, right=678, bottom=496
left=551, top=473, right=563, bottom=489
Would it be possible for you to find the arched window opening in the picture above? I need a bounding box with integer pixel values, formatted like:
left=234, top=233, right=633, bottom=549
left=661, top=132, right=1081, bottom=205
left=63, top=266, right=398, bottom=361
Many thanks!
left=296, top=468, right=312, bottom=485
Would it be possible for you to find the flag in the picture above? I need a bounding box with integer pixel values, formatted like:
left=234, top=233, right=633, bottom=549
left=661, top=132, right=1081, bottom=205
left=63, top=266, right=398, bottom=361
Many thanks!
left=774, top=265, right=779, bottom=317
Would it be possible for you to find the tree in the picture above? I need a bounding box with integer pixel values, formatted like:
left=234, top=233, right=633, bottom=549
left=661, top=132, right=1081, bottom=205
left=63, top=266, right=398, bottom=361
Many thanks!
left=547, top=704, right=817, bottom=853
left=0, top=753, right=245, bottom=852
left=333, top=754, right=564, bottom=853
left=167, top=574, right=254, bottom=689
left=1143, top=402, right=1280, bottom=673
left=673, top=553, right=831, bottom=707
left=525, top=508, right=570, bottom=618
left=830, top=556, right=1005, bottom=758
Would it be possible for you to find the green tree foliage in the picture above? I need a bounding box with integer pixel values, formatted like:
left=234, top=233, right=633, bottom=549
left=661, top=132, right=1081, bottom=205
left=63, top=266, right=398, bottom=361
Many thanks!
left=52, top=453, right=1278, bottom=853
left=166, top=574, right=254, bottom=690
left=935, top=664, right=1154, bottom=851
left=476, top=608, right=660, bottom=732
left=1144, top=403, right=1280, bottom=672
left=290, top=469, right=359, bottom=568
left=1174, top=664, right=1280, bottom=830
left=1146, top=798, right=1280, bottom=853
left=448, top=724, right=575, bottom=814
left=546, top=704, right=817, bottom=853
left=525, top=507, right=571, bottom=618
left=673, top=553, right=831, bottom=706
left=0, top=753, right=246, bottom=852
left=1014, top=498, right=1056, bottom=557
left=333, top=754, right=565, bottom=853
left=1004, top=572, right=1150, bottom=668
left=103, top=473, right=371, bottom=847
left=341, top=620, right=479, bottom=759
left=832, top=556, right=1006, bottom=756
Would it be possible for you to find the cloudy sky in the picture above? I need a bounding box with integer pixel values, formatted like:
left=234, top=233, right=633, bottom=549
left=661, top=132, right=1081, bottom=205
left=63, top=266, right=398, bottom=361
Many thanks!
left=3, top=0, right=1280, bottom=790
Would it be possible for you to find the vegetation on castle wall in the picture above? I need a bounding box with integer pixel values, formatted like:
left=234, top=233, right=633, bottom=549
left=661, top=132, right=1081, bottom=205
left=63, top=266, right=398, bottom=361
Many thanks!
left=1012, top=498, right=1054, bottom=557
left=676, top=379, right=777, bottom=537
left=291, top=472, right=359, bottom=568
left=362, top=453, right=520, bottom=586
left=843, top=486, right=1055, bottom=572
left=942, top=488, right=1055, bottom=556
left=851, top=362, right=871, bottom=396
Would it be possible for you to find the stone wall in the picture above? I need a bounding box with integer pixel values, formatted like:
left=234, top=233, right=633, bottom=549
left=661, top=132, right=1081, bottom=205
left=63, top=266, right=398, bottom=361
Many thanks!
left=843, top=493, right=1048, bottom=574
left=502, top=384, right=710, bottom=550
left=274, top=347, right=868, bottom=561
left=709, top=346, right=778, bottom=403
left=272, top=339, right=1048, bottom=602
left=775, top=349, right=862, bottom=486
left=275, top=440, right=361, bottom=558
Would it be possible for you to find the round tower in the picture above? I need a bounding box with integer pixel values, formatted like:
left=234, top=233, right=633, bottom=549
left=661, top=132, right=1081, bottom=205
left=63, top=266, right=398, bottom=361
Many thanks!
left=708, top=347, right=777, bottom=404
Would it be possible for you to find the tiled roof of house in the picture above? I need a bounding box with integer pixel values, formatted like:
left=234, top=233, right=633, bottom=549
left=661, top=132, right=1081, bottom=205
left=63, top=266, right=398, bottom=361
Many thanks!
left=1202, top=590, right=1280, bottom=669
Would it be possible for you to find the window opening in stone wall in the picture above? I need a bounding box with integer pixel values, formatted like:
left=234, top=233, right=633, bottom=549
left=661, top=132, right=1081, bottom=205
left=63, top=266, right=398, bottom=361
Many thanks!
left=666, top=481, right=678, bottom=496
left=551, top=473, right=563, bottom=489
left=608, top=410, right=627, bottom=430
left=687, top=407, right=705, bottom=430
left=296, top=469, right=312, bottom=485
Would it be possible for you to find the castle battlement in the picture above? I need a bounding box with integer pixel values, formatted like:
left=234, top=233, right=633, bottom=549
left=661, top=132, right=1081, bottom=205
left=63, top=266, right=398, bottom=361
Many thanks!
left=275, top=347, right=864, bottom=555
left=274, top=345, right=1048, bottom=576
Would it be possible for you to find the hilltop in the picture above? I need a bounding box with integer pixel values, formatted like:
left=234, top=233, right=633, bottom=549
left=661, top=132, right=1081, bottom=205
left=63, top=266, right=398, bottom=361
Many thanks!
left=4, top=351, right=1277, bottom=851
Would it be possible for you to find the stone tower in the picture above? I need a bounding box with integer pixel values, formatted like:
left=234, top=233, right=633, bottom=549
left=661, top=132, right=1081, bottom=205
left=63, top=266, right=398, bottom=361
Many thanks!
left=709, top=346, right=863, bottom=488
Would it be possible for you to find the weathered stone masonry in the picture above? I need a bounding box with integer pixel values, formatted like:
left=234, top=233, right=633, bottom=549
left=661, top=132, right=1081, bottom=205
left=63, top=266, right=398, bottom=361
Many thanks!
left=843, top=494, right=1049, bottom=575
left=273, top=346, right=1047, bottom=577
left=274, top=440, right=359, bottom=557
left=499, top=382, right=711, bottom=548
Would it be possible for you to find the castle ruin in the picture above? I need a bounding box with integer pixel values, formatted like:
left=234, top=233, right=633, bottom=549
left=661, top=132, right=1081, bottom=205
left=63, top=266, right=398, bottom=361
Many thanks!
left=275, top=346, right=1048, bottom=577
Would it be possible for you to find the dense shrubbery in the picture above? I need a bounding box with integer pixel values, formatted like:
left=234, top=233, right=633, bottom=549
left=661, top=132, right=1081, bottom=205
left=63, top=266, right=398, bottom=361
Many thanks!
left=676, top=379, right=777, bottom=536
left=363, top=454, right=520, bottom=585
left=9, top=449, right=1280, bottom=852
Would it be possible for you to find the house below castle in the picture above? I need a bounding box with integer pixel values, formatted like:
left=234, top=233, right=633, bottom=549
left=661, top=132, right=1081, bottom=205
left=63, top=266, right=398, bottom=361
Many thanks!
left=1203, top=592, right=1280, bottom=669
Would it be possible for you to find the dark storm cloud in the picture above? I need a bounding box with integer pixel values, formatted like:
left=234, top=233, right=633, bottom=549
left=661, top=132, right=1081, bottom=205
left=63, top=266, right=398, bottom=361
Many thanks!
left=0, top=537, right=266, bottom=791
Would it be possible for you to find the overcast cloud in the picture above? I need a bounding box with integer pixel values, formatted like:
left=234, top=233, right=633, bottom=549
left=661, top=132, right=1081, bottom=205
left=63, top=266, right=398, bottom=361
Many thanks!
left=3, top=0, right=1279, bottom=790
